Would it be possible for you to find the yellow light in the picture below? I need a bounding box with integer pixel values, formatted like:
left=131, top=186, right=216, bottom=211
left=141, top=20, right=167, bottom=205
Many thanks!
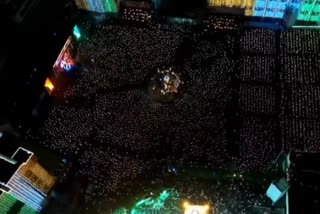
left=44, top=78, right=54, bottom=93
left=204, top=204, right=210, bottom=211
left=208, top=0, right=255, bottom=14
left=183, top=201, right=189, bottom=208
left=183, top=204, right=211, bottom=214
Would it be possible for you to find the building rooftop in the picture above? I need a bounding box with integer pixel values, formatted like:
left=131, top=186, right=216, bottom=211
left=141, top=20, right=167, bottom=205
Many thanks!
left=0, top=147, right=32, bottom=184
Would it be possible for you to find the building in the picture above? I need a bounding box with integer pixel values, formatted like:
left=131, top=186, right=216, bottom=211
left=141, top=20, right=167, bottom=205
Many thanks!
left=149, top=0, right=319, bottom=25
left=0, top=147, right=56, bottom=213
left=74, top=0, right=118, bottom=13
left=0, top=192, right=38, bottom=214
left=43, top=35, right=79, bottom=96
left=283, top=6, right=299, bottom=28
left=207, top=0, right=320, bottom=23
left=72, top=0, right=320, bottom=24
left=208, top=0, right=254, bottom=15
left=266, top=178, right=289, bottom=205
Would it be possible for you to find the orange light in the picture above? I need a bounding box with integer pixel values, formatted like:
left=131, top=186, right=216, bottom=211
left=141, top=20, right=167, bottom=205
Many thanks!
left=44, top=78, right=54, bottom=93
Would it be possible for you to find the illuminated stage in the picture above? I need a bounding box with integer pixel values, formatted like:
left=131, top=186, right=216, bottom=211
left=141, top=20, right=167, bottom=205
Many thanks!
left=147, top=67, right=185, bottom=103
left=114, top=189, right=212, bottom=214
left=184, top=202, right=211, bottom=214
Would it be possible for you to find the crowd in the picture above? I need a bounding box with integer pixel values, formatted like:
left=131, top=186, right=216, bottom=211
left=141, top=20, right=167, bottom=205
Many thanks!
left=280, top=29, right=320, bottom=54
left=239, top=56, right=275, bottom=83
left=30, top=21, right=235, bottom=200
left=279, top=29, right=320, bottom=152
left=121, top=8, right=151, bottom=23
left=281, top=55, right=319, bottom=84
left=68, top=22, right=184, bottom=97
left=205, top=15, right=241, bottom=31
left=25, top=19, right=320, bottom=211
left=239, top=85, right=275, bottom=115
left=240, top=29, right=276, bottom=54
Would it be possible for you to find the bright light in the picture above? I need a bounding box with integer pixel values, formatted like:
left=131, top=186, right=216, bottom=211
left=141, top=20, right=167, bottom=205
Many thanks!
left=0, top=154, right=17, bottom=165
left=204, top=204, right=210, bottom=211
left=183, top=204, right=211, bottom=214
left=292, top=25, right=320, bottom=29
left=53, top=36, right=76, bottom=73
left=73, top=25, right=81, bottom=40
left=44, top=78, right=54, bottom=93
left=183, top=201, right=189, bottom=208
left=298, top=0, right=320, bottom=21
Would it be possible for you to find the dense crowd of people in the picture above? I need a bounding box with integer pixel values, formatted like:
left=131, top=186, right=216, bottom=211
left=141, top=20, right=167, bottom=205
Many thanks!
left=37, top=21, right=235, bottom=197
left=69, top=23, right=185, bottom=97
left=281, top=55, right=319, bottom=84
left=26, top=19, right=320, bottom=212
left=280, top=29, right=320, bottom=54
left=205, top=15, right=241, bottom=31
left=280, top=29, right=320, bottom=152
left=240, top=29, right=276, bottom=54
left=239, top=56, right=275, bottom=83
left=121, top=8, right=151, bottom=23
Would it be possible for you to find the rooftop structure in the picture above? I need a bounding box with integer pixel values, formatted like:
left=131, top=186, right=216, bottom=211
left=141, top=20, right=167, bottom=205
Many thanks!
left=74, top=0, right=118, bottom=13
left=208, top=0, right=319, bottom=22
left=0, top=147, right=56, bottom=212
